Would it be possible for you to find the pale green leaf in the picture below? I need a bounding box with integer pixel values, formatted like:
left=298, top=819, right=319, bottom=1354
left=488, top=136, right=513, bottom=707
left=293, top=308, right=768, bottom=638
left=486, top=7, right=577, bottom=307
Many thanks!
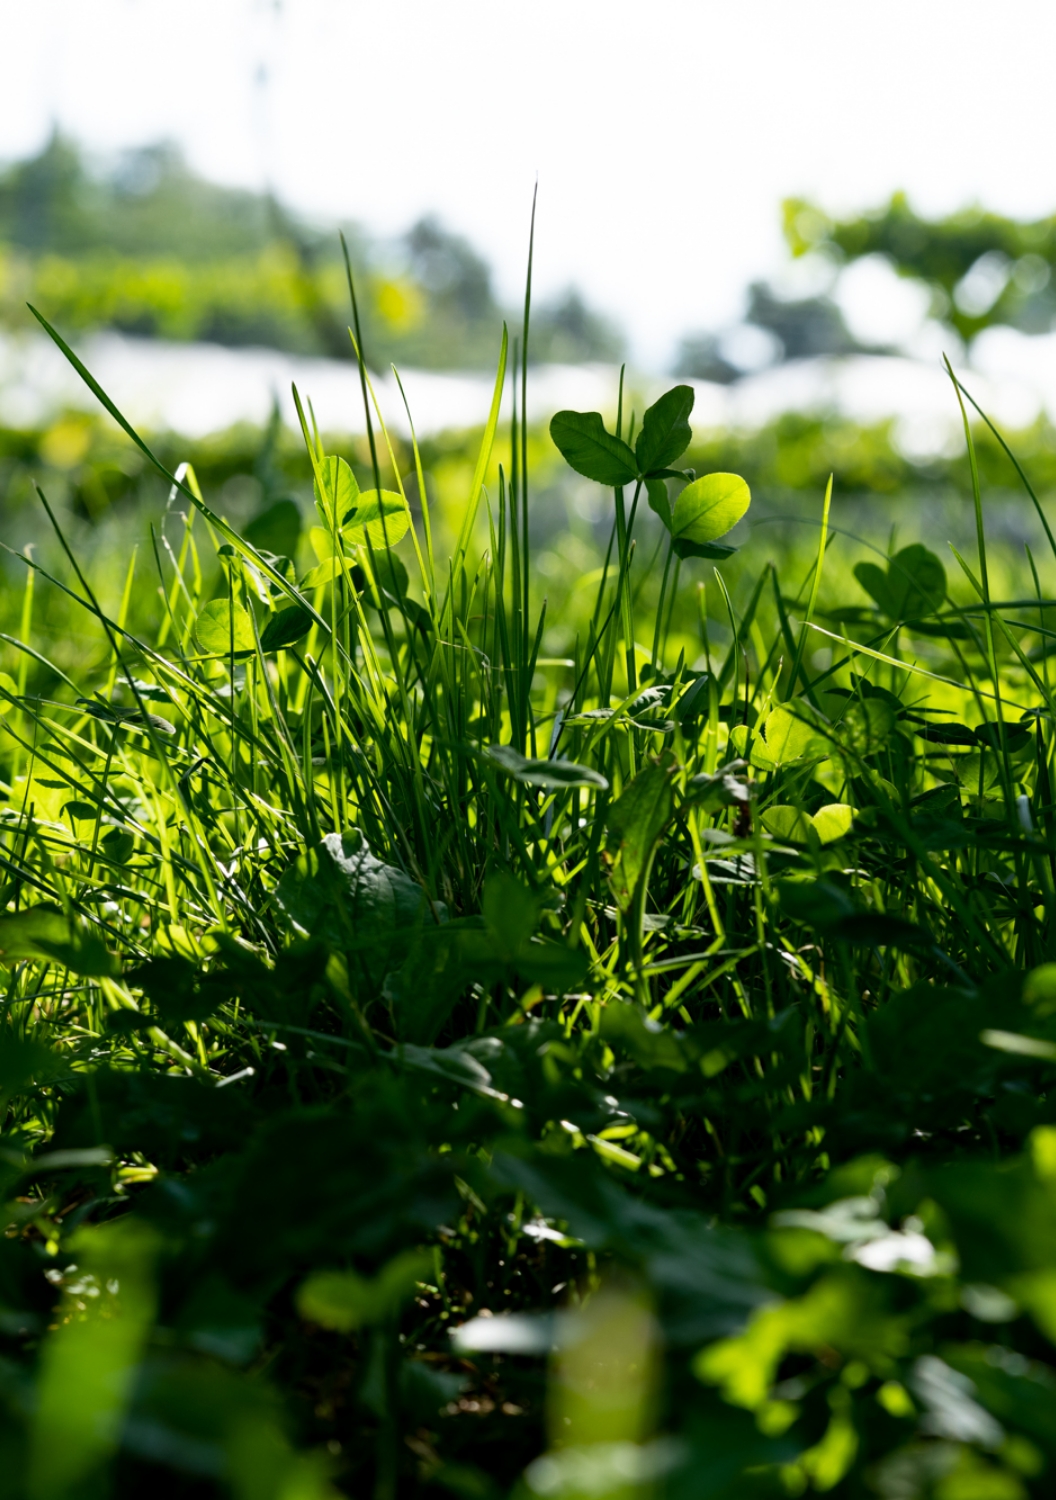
left=670, top=472, right=750, bottom=555
left=194, top=599, right=256, bottom=655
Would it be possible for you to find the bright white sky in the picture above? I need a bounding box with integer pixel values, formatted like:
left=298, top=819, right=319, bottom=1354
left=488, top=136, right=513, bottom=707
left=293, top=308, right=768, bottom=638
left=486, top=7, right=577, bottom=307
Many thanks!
left=4, top=0, right=1056, bottom=368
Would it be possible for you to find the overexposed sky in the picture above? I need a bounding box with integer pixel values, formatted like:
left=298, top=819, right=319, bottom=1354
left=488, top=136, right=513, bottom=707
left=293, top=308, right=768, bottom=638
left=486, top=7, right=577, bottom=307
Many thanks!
left=4, top=0, right=1056, bottom=367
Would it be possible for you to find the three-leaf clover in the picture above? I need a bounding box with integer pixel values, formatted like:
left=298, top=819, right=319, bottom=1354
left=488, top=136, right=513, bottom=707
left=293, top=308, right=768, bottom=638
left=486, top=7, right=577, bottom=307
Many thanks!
left=550, top=384, right=750, bottom=559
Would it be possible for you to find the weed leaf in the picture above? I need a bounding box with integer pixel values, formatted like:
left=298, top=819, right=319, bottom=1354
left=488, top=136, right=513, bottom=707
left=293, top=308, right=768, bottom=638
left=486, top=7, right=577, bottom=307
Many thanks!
left=486, top=744, right=609, bottom=790
left=549, top=411, right=638, bottom=487
left=313, top=454, right=359, bottom=529
left=635, top=385, right=694, bottom=475
left=670, top=472, right=750, bottom=558
left=259, top=604, right=314, bottom=652
left=195, top=599, right=256, bottom=656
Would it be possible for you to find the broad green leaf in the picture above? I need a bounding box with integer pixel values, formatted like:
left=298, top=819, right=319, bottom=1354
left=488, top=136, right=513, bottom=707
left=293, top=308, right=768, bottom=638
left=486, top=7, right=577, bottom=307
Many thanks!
left=485, top=744, right=608, bottom=790
left=0, top=1031, right=63, bottom=1096
left=670, top=472, right=750, bottom=557
left=829, top=911, right=932, bottom=949
left=762, top=705, right=827, bottom=765
left=358, top=550, right=410, bottom=606
left=242, top=498, right=302, bottom=559
left=1024, top=964, right=1056, bottom=1017
left=605, top=758, right=676, bottom=911
left=761, top=805, right=809, bottom=842
left=0, top=906, right=117, bottom=976
left=855, top=545, right=946, bottom=621
left=296, top=1249, right=431, bottom=1333
left=635, top=385, right=694, bottom=474
left=810, top=803, right=856, bottom=844
left=600, top=1003, right=688, bottom=1073
left=694, top=1274, right=894, bottom=1412
left=777, top=880, right=854, bottom=928
left=853, top=561, right=896, bottom=617
left=887, top=544, right=946, bottom=619
left=259, top=603, right=314, bottom=652
left=275, top=829, right=437, bottom=984
left=549, top=410, right=638, bottom=487
left=953, top=750, right=1003, bottom=797
left=313, top=453, right=359, bottom=529
left=482, top=873, right=542, bottom=959
left=645, top=477, right=672, bottom=529
left=345, top=488, right=410, bottom=549
left=302, top=526, right=355, bottom=588
left=837, top=698, right=896, bottom=757
left=728, top=722, right=776, bottom=771
left=195, top=598, right=255, bottom=656
left=28, top=1220, right=158, bottom=1499
left=763, top=801, right=855, bottom=846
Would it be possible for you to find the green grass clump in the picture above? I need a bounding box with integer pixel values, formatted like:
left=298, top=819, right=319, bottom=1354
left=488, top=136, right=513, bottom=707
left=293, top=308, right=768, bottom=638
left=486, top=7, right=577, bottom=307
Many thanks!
left=4, top=279, right=1056, bottom=1500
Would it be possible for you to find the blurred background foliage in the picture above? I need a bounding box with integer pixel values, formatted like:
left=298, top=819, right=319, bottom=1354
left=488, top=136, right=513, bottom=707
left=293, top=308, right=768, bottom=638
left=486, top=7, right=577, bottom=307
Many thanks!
left=5, top=131, right=1056, bottom=674
left=0, top=133, right=623, bottom=368
left=784, top=192, right=1056, bottom=344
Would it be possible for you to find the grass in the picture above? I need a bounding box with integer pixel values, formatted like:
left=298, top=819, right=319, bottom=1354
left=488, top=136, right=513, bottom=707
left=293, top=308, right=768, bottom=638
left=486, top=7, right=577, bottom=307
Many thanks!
left=1, top=271, right=1056, bottom=1500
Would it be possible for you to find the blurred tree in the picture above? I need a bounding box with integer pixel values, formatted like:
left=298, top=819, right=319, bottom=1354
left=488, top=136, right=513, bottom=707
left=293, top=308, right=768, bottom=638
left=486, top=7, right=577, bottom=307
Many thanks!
left=783, top=191, right=1056, bottom=344
left=674, top=281, right=860, bottom=383
left=529, top=288, right=623, bottom=364
left=742, top=281, right=859, bottom=360
left=0, top=136, right=623, bottom=369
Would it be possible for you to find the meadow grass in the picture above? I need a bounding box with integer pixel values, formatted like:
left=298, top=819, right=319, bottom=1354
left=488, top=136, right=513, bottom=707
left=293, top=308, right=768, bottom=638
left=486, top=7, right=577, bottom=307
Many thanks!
left=1, top=282, right=1056, bottom=1499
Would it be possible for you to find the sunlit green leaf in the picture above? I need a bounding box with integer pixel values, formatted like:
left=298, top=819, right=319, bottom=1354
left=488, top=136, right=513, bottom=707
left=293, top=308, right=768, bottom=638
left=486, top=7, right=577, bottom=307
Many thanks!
left=345, top=488, right=410, bottom=549
left=259, top=604, right=313, bottom=652
left=313, top=453, right=359, bottom=529
left=670, top=472, right=750, bottom=558
left=195, top=598, right=256, bottom=655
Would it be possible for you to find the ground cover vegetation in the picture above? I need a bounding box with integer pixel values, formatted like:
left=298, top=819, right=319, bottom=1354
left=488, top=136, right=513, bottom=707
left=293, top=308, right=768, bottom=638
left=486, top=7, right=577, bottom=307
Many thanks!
left=4, top=242, right=1056, bottom=1500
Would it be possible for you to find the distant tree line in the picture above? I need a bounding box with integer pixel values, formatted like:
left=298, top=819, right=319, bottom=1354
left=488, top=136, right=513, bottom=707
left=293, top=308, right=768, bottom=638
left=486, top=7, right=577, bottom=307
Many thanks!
left=0, top=134, right=623, bottom=370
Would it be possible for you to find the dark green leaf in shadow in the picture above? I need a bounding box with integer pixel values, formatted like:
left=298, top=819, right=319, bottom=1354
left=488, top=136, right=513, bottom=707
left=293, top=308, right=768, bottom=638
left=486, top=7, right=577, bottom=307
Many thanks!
left=605, top=757, right=676, bottom=912
left=128, top=955, right=235, bottom=1024
left=243, top=498, right=302, bottom=559
left=828, top=912, right=933, bottom=949
left=599, top=1003, right=688, bottom=1073
left=855, top=545, right=946, bottom=622
left=549, top=411, right=638, bottom=487
left=485, top=744, right=608, bottom=790
left=776, top=879, right=854, bottom=929
left=645, top=477, right=672, bottom=530
left=635, top=385, right=694, bottom=475
left=0, top=906, right=119, bottom=976
left=0, top=1031, right=64, bottom=1098
left=276, top=830, right=440, bottom=989
left=259, top=604, right=313, bottom=652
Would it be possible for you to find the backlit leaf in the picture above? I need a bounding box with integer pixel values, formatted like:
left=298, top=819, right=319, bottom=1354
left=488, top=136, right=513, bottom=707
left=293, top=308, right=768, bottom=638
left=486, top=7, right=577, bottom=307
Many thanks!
left=313, top=453, right=359, bottom=529
left=345, top=488, right=410, bottom=549
left=195, top=598, right=255, bottom=656
left=670, top=472, right=750, bottom=558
